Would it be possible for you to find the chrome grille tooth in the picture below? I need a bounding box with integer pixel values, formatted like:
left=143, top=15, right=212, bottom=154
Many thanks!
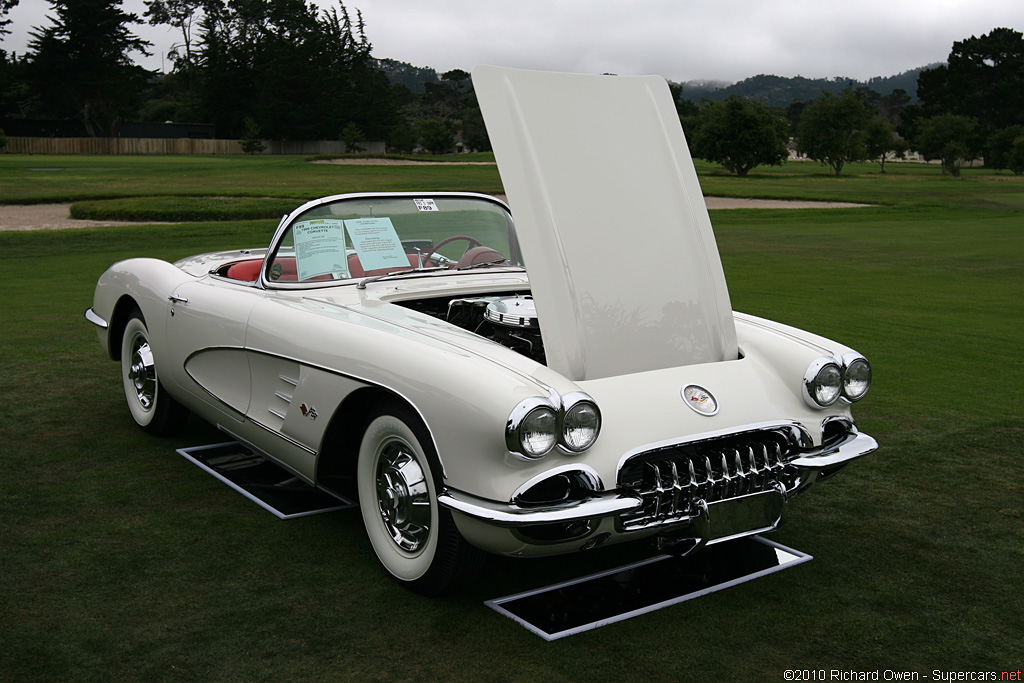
left=757, top=442, right=770, bottom=489
left=720, top=451, right=733, bottom=497
left=703, top=453, right=715, bottom=500
left=669, top=461, right=682, bottom=519
left=687, top=459, right=697, bottom=515
left=647, top=461, right=666, bottom=520
left=737, top=448, right=745, bottom=491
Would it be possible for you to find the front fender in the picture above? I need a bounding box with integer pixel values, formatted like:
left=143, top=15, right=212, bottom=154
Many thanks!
left=91, top=258, right=195, bottom=360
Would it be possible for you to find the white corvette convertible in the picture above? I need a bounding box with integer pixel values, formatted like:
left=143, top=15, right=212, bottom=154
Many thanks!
left=85, top=66, right=877, bottom=594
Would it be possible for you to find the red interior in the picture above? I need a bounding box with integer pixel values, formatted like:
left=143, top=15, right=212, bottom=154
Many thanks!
left=222, top=253, right=422, bottom=283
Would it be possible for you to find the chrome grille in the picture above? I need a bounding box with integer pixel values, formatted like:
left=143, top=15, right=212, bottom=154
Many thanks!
left=617, top=428, right=797, bottom=531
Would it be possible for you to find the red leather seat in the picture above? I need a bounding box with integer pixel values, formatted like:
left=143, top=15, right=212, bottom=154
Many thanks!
left=224, top=259, right=263, bottom=281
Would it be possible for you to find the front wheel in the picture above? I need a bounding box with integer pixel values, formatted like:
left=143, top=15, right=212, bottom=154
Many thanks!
left=120, top=312, right=189, bottom=436
left=357, top=408, right=484, bottom=595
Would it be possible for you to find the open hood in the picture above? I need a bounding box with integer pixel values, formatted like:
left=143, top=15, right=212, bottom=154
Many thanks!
left=473, top=65, right=738, bottom=381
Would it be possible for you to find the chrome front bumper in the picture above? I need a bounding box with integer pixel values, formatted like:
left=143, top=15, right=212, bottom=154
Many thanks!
left=439, top=429, right=877, bottom=533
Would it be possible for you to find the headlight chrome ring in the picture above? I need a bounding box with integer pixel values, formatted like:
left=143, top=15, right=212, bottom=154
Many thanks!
left=559, top=393, right=601, bottom=453
left=841, top=352, right=871, bottom=402
left=803, top=357, right=843, bottom=409
left=506, top=392, right=601, bottom=459
left=803, top=353, right=872, bottom=409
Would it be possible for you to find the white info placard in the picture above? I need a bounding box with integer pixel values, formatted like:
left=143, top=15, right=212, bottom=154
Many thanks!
left=344, top=217, right=409, bottom=271
left=292, top=219, right=348, bottom=281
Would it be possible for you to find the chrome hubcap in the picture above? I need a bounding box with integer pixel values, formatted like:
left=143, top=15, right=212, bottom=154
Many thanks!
left=128, top=338, right=156, bottom=410
left=375, top=442, right=431, bottom=552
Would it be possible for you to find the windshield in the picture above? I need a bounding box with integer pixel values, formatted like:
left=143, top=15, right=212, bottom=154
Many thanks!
left=265, top=194, right=522, bottom=285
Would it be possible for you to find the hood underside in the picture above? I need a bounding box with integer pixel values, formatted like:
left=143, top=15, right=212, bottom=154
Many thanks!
left=473, top=65, right=738, bottom=381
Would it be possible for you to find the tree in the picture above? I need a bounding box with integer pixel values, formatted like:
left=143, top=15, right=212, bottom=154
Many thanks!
left=687, top=96, right=789, bottom=176
left=0, top=0, right=18, bottom=37
left=985, top=125, right=1024, bottom=170
left=25, top=0, right=151, bottom=136
left=339, top=121, right=365, bottom=153
left=0, top=127, right=7, bottom=150
left=144, top=0, right=203, bottom=74
left=878, top=89, right=911, bottom=127
left=914, top=114, right=980, bottom=177
left=386, top=122, right=417, bottom=154
left=796, top=89, right=872, bottom=176
left=418, top=118, right=454, bottom=154
left=460, top=102, right=490, bottom=152
left=863, top=118, right=907, bottom=173
left=239, top=116, right=265, bottom=154
left=1007, top=136, right=1024, bottom=176
left=918, top=28, right=1024, bottom=143
left=193, top=1, right=396, bottom=139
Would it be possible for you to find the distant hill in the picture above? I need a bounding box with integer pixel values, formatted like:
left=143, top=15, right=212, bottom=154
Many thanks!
left=675, top=65, right=939, bottom=108
left=375, top=58, right=442, bottom=93
left=374, top=58, right=939, bottom=107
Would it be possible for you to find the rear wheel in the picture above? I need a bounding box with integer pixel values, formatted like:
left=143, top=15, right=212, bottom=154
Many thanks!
left=357, top=407, right=484, bottom=595
left=120, top=312, right=189, bottom=436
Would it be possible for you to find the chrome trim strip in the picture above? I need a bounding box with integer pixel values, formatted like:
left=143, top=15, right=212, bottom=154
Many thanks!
left=273, top=391, right=292, bottom=403
left=267, top=407, right=286, bottom=420
left=439, top=487, right=642, bottom=527
left=84, top=308, right=108, bottom=329
left=279, top=374, right=298, bottom=386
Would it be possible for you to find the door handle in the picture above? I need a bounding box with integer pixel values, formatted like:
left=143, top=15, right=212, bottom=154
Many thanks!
left=168, top=294, right=189, bottom=304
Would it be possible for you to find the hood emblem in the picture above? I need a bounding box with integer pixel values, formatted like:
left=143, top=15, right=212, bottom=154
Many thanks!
left=682, top=385, right=719, bottom=416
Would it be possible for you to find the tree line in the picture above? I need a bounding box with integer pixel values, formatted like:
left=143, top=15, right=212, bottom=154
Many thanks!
left=0, top=0, right=486, bottom=153
left=680, top=27, right=1024, bottom=177
left=1, top=3, right=1022, bottom=173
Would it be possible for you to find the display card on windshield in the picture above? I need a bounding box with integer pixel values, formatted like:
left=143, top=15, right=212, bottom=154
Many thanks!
left=292, top=219, right=349, bottom=281
left=344, top=217, right=408, bottom=271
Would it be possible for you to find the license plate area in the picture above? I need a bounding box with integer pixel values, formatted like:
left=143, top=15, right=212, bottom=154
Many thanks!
left=705, top=488, right=785, bottom=544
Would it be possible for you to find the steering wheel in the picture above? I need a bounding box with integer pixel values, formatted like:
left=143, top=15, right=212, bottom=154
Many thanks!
left=421, top=235, right=483, bottom=266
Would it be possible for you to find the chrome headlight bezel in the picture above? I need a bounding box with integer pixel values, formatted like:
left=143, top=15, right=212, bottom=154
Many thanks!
left=803, top=357, right=843, bottom=409
left=506, top=392, right=601, bottom=459
left=559, top=392, right=602, bottom=453
left=803, top=353, right=872, bottom=409
left=840, top=352, right=872, bottom=403
left=505, top=398, right=558, bottom=459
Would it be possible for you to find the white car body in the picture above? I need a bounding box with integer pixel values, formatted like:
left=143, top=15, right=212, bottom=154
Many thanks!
left=86, top=66, right=876, bottom=594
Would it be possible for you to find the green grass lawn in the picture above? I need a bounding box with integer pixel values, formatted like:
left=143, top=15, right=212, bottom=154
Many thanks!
left=1, top=155, right=1021, bottom=681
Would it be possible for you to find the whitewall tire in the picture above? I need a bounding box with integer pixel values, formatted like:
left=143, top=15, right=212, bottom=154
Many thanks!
left=120, top=312, right=188, bottom=436
left=357, top=408, right=483, bottom=595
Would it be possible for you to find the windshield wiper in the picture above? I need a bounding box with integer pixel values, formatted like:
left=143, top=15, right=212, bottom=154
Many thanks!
left=456, top=257, right=509, bottom=270
left=356, top=266, right=447, bottom=290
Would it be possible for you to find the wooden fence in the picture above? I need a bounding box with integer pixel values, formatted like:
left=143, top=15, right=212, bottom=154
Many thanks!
left=4, top=137, right=386, bottom=155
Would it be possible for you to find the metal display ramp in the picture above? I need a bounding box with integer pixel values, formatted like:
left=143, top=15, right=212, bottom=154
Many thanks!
left=177, top=441, right=354, bottom=519
left=487, top=536, right=811, bottom=640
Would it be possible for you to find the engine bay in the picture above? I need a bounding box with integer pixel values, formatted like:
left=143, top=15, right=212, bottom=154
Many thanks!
left=396, top=293, right=546, bottom=365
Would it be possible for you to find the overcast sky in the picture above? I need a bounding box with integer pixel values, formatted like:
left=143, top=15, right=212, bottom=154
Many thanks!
left=2, top=0, right=1021, bottom=84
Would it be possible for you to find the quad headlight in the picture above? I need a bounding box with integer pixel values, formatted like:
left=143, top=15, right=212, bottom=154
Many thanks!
left=803, top=353, right=872, bottom=409
left=560, top=394, right=601, bottom=453
left=506, top=393, right=601, bottom=459
left=519, top=405, right=558, bottom=457
left=841, top=353, right=872, bottom=402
